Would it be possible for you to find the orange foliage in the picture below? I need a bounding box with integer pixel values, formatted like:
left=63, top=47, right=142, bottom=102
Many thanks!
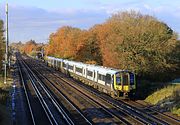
left=46, top=26, right=86, bottom=59
left=45, top=11, right=179, bottom=81
left=19, top=40, right=37, bottom=54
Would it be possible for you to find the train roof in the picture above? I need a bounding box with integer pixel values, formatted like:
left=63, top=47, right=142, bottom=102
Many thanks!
left=47, top=56, right=56, bottom=60
left=67, top=60, right=87, bottom=68
left=46, top=56, right=128, bottom=75
left=47, top=56, right=62, bottom=61
left=67, top=60, right=121, bottom=75
left=86, top=65, right=120, bottom=75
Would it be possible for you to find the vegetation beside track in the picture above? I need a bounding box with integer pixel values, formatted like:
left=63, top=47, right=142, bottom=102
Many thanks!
left=145, top=83, right=180, bottom=116
left=0, top=74, right=12, bottom=125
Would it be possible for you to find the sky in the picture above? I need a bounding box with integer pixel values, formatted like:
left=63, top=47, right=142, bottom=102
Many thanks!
left=0, top=0, right=180, bottom=43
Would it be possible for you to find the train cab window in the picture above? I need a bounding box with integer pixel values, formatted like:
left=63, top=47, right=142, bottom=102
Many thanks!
left=122, top=73, right=128, bottom=85
left=129, top=73, right=135, bottom=85
left=116, top=76, right=121, bottom=85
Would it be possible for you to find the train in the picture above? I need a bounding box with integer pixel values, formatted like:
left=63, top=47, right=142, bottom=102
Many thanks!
left=36, top=51, right=44, bottom=59
left=45, top=56, right=136, bottom=98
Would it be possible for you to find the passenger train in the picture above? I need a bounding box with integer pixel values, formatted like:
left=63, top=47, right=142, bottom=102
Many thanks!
left=45, top=56, right=136, bottom=98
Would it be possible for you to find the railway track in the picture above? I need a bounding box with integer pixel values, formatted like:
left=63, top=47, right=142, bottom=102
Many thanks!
left=51, top=72, right=169, bottom=125
left=124, top=100, right=180, bottom=125
left=62, top=76, right=179, bottom=125
left=17, top=54, right=75, bottom=125
left=23, top=55, right=175, bottom=125
left=18, top=54, right=180, bottom=125
left=64, top=73, right=180, bottom=125
left=17, top=58, right=36, bottom=125
left=35, top=57, right=180, bottom=125
left=20, top=55, right=93, bottom=125
left=24, top=57, right=130, bottom=124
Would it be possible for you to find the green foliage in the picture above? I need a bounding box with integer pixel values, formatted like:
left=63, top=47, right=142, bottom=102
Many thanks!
left=172, top=107, right=180, bottom=116
left=0, top=76, right=11, bottom=125
left=75, top=32, right=102, bottom=64
left=145, top=84, right=180, bottom=116
left=46, top=11, right=179, bottom=82
left=0, top=76, right=10, bottom=105
left=0, top=20, right=5, bottom=72
left=94, top=11, right=179, bottom=81
left=145, top=85, right=180, bottom=104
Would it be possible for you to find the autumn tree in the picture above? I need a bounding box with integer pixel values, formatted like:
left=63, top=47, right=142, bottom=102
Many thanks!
left=21, top=40, right=37, bottom=55
left=45, top=11, right=179, bottom=81
left=93, top=11, right=179, bottom=80
left=46, top=26, right=83, bottom=59
left=75, top=30, right=102, bottom=64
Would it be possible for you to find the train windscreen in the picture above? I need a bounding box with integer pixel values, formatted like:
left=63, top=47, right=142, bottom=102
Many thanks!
left=116, top=73, right=121, bottom=85
left=122, top=73, right=128, bottom=85
left=129, top=73, right=135, bottom=85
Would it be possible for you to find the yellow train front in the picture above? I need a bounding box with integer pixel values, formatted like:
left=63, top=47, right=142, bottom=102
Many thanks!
left=113, top=71, right=136, bottom=98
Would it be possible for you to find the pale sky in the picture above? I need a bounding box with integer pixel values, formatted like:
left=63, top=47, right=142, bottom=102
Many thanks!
left=0, top=0, right=180, bottom=43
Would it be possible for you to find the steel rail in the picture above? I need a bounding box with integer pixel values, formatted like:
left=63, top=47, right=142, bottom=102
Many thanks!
left=29, top=61, right=144, bottom=125
left=27, top=56, right=176, bottom=125
left=18, top=58, right=55, bottom=125
left=131, top=100, right=180, bottom=124
left=24, top=59, right=95, bottom=125
left=67, top=75, right=169, bottom=125
left=17, top=58, right=36, bottom=125
left=50, top=71, right=169, bottom=125
left=21, top=57, right=75, bottom=125
left=57, top=75, right=150, bottom=125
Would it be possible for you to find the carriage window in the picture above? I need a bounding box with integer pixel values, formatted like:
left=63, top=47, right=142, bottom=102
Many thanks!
left=68, top=65, right=73, bottom=70
left=58, top=61, right=61, bottom=67
left=63, top=62, right=66, bottom=67
left=98, top=74, right=105, bottom=81
left=76, top=67, right=82, bottom=73
left=106, top=74, right=111, bottom=84
left=102, top=75, right=105, bottom=81
left=87, top=70, right=93, bottom=77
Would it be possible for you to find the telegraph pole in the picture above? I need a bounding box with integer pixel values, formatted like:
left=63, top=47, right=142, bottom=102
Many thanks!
left=4, top=3, right=8, bottom=84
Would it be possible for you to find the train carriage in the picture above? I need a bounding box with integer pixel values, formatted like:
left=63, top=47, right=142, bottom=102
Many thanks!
left=67, top=61, right=75, bottom=73
left=46, top=56, right=55, bottom=67
left=46, top=56, right=136, bottom=98
left=56, top=58, right=63, bottom=70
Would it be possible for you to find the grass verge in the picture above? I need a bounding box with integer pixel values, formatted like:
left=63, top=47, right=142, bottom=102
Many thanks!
left=145, top=84, right=180, bottom=116
left=0, top=73, right=12, bottom=125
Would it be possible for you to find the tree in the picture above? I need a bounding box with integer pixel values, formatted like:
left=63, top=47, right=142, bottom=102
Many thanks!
left=10, top=40, right=45, bottom=56
left=93, top=11, right=179, bottom=81
left=75, top=30, right=102, bottom=64
left=22, top=40, right=37, bottom=54
left=0, top=20, right=5, bottom=72
left=45, top=11, right=180, bottom=81
left=46, top=26, right=82, bottom=59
